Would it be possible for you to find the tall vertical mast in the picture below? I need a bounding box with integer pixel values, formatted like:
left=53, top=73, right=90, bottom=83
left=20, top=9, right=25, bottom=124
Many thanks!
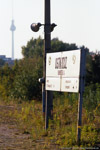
left=10, top=0, right=16, bottom=60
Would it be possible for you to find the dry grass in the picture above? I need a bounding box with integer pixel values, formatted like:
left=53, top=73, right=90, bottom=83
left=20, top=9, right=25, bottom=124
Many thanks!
left=0, top=99, right=100, bottom=149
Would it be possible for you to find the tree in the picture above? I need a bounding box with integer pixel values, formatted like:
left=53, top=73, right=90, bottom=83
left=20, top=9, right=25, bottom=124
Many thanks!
left=22, top=37, right=79, bottom=58
left=22, top=36, right=44, bottom=58
left=1, top=36, right=100, bottom=102
left=86, top=52, right=100, bottom=84
left=0, top=64, right=15, bottom=99
left=51, top=38, right=78, bottom=52
left=11, top=57, right=43, bottom=100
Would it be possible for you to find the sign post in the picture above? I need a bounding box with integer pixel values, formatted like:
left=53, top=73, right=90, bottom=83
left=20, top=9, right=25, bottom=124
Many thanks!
left=31, top=0, right=56, bottom=130
left=44, top=0, right=53, bottom=130
left=77, top=49, right=86, bottom=145
left=45, top=49, right=86, bottom=143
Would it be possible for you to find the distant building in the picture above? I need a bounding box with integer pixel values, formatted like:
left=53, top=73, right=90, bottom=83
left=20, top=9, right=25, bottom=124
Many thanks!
left=0, top=55, right=14, bottom=65
left=0, top=55, right=6, bottom=60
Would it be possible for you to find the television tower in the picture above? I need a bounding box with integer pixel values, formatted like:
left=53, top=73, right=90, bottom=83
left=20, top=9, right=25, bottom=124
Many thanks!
left=10, top=0, right=16, bottom=60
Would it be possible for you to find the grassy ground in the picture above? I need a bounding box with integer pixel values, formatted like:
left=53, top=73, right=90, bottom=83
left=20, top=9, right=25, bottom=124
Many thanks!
left=0, top=98, right=100, bottom=150
left=0, top=102, right=35, bottom=150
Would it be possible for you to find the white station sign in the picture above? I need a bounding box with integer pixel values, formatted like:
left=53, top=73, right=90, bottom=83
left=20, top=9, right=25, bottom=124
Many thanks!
left=46, top=50, right=81, bottom=93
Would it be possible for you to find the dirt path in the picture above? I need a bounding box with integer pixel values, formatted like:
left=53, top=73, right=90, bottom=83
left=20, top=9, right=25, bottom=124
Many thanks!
left=0, top=105, right=59, bottom=150
left=0, top=105, right=36, bottom=150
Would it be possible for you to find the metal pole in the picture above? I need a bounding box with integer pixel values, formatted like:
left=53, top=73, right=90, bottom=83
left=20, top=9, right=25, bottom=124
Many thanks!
left=77, top=49, right=86, bottom=145
left=44, top=0, right=53, bottom=130
left=77, top=84, right=83, bottom=145
left=42, top=83, right=45, bottom=119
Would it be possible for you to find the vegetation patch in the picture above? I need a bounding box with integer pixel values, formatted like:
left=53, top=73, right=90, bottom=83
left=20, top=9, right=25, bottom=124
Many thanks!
left=3, top=98, right=99, bottom=149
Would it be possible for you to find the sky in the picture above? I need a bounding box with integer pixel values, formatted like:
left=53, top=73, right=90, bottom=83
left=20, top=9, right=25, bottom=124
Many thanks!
left=0, top=0, right=100, bottom=59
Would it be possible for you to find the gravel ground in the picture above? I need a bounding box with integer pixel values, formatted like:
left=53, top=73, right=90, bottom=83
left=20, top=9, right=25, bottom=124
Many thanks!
left=0, top=105, right=36, bottom=150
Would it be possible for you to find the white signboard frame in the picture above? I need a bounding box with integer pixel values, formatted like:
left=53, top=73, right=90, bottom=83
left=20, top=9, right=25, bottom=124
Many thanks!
left=45, top=49, right=81, bottom=93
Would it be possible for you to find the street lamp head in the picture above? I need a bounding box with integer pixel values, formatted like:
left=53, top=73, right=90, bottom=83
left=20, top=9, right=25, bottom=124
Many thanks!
left=31, top=22, right=57, bottom=32
left=50, top=23, right=57, bottom=32
left=30, top=23, right=42, bottom=32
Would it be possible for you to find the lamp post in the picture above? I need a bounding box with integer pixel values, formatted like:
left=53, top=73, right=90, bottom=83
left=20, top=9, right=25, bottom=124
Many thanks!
left=31, top=0, right=56, bottom=129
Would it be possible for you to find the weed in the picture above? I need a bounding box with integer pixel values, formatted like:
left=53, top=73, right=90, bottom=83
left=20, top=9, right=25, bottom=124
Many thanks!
left=1, top=97, right=100, bottom=148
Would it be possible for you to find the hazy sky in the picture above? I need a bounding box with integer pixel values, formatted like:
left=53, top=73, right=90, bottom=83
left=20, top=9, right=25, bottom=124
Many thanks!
left=0, top=0, right=100, bottom=59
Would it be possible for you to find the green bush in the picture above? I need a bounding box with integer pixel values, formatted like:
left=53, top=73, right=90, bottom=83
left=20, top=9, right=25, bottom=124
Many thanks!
left=83, top=83, right=100, bottom=112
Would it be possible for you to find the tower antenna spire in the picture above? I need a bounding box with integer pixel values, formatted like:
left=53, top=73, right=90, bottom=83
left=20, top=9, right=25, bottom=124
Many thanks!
left=12, top=0, right=14, bottom=19
left=10, top=0, right=16, bottom=60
